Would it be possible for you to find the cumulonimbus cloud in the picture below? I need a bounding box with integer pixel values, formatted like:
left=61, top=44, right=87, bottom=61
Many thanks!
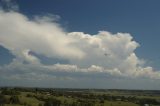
left=0, top=8, right=160, bottom=86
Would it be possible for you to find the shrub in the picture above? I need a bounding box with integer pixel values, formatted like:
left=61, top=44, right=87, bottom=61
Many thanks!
left=10, top=95, right=20, bottom=104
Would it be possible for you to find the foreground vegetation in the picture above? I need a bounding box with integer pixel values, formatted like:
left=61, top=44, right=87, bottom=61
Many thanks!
left=0, top=87, right=160, bottom=106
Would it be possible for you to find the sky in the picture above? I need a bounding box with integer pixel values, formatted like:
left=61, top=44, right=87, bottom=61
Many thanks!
left=0, top=0, right=160, bottom=89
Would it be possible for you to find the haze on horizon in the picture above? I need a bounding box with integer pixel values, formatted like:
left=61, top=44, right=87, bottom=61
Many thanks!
left=0, top=0, right=160, bottom=90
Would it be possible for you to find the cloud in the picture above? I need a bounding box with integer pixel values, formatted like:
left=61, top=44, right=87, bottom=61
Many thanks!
left=0, top=10, right=85, bottom=61
left=0, top=9, right=160, bottom=88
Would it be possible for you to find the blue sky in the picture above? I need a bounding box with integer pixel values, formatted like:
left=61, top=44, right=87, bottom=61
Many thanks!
left=10, top=0, right=160, bottom=69
left=0, top=0, right=160, bottom=89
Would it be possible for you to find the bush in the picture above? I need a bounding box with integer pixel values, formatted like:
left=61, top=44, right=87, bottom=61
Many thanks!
left=26, top=94, right=33, bottom=97
left=44, top=98, right=61, bottom=106
left=10, top=95, right=20, bottom=104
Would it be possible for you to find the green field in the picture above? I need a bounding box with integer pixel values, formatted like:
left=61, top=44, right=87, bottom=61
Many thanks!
left=0, top=88, right=160, bottom=106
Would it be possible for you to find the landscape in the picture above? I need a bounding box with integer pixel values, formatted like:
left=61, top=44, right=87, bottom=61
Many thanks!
left=0, top=87, right=160, bottom=106
left=1, top=0, right=160, bottom=106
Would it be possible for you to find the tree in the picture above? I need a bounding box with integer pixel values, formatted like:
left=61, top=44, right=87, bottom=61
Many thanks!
left=10, top=95, right=20, bottom=104
left=44, top=98, right=61, bottom=106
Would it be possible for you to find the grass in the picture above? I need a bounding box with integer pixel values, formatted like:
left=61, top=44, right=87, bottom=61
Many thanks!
left=2, top=90, right=160, bottom=106
left=3, top=92, right=43, bottom=106
left=19, top=95, right=43, bottom=106
left=4, top=104, right=23, bottom=106
left=104, top=101, right=139, bottom=106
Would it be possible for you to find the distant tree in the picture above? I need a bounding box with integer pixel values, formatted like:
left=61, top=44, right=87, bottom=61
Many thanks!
left=35, top=88, right=38, bottom=95
left=10, top=95, right=20, bottom=104
left=1, top=89, right=20, bottom=95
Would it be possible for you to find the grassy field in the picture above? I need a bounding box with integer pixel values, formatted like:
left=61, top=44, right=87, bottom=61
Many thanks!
left=104, top=101, right=139, bottom=106
left=1, top=88, right=160, bottom=106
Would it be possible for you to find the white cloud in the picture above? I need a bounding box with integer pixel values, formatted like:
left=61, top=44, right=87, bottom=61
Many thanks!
left=0, top=9, right=160, bottom=89
left=0, top=10, right=85, bottom=60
